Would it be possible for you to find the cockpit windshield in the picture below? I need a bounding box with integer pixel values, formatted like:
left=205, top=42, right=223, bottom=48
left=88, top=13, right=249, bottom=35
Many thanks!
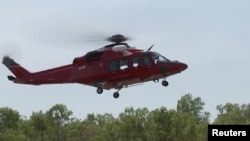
left=151, top=52, right=170, bottom=63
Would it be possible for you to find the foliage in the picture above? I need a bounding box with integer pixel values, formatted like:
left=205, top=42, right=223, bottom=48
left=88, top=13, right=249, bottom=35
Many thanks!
left=0, top=107, right=20, bottom=131
left=214, top=103, right=250, bottom=124
left=0, top=94, right=249, bottom=141
left=177, top=93, right=210, bottom=122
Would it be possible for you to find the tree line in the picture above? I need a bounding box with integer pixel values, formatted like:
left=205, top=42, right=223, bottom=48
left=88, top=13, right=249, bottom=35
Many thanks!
left=0, top=93, right=250, bottom=141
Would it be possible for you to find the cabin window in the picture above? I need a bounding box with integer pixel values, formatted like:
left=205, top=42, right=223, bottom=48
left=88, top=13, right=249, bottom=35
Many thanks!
left=119, top=59, right=128, bottom=70
left=132, top=57, right=139, bottom=67
left=109, top=60, right=118, bottom=72
left=143, top=54, right=152, bottom=66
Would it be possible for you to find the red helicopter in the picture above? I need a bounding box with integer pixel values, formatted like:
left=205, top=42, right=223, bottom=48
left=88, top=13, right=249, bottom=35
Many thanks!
left=2, top=34, right=188, bottom=98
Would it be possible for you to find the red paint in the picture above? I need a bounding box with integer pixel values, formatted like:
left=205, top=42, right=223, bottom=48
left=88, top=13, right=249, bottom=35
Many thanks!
left=2, top=43, right=187, bottom=98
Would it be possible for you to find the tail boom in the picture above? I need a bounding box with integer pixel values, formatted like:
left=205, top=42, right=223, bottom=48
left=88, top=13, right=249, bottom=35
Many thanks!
left=2, top=56, right=74, bottom=85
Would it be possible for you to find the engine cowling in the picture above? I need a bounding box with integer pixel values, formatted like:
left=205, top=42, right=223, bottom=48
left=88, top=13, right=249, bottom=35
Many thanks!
left=112, top=45, right=131, bottom=56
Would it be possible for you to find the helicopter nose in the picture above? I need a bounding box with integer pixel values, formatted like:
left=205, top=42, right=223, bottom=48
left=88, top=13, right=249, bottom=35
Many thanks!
left=178, top=62, right=188, bottom=72
left=159, top=61, right=188, bottom=74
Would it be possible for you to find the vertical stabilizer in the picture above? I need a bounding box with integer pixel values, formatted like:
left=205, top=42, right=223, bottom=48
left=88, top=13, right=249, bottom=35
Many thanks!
left=2, top=56, right=32, bottom=81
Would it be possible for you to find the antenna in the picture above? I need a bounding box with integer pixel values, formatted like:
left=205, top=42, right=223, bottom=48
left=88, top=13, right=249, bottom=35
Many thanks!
left=147, top=44, right=154, bottom=51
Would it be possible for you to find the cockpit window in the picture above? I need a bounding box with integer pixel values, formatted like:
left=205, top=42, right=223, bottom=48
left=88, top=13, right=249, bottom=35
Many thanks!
left=152, top=52, right=170, bottom=64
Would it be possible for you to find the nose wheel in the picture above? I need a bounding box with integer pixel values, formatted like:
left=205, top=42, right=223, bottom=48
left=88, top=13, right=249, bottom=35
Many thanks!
left=113, top=87, right=122, bottom=98
left=113, top=92, right=120, bottom=98
left=96, top=87, right=103, bottom=94
left=162, top=80, right=169, bottom=87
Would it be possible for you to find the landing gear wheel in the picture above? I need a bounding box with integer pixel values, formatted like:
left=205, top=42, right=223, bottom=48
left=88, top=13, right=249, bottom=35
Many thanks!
left=113, top=92, right=119, bottom=98
left=162, top=80, right=169, bottom=87
left=97, top=87, right=103, bottom=94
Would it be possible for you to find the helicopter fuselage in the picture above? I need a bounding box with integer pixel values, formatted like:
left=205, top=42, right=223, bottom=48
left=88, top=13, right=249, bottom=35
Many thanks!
left=2, top=43, right=187, bottom=98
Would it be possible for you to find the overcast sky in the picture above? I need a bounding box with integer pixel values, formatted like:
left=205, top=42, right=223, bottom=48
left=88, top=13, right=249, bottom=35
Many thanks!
left=1, top=0, right=250, bottom=121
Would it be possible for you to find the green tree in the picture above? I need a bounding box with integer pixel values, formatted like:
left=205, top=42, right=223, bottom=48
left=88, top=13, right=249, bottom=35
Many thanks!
left=19, top=117, right=36, bottom=141
left=146, top=107, right=173, bottom=141
left=0, top=107, right=20, bottom=131
left=0, top=129, right=26, bottom=141
left=46, top=104, right=73, bottom=141
left=118, top=107, right=149, bottom=141
left=1, top=93, right=236, bottom=141
left=78, top=114, right=99, bottom=141
left=91, top=113, right=119, bottom=141
left=177, top=94, right=210, bottom=122
left=0, top=107, right=26, bottom=141
left=30, top=111, right=48, bottom=141
left=174, top=94, right=210, bottom=141
left=214, top=103, right=250, bottom=124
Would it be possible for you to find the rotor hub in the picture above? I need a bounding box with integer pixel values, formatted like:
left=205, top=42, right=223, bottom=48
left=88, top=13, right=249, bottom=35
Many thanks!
left=106, top=34, right=129, bottom=43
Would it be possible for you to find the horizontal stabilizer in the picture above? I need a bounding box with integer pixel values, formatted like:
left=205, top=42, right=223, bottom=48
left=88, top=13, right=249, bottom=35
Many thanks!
left=7, top=75, right=16, bottom=81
